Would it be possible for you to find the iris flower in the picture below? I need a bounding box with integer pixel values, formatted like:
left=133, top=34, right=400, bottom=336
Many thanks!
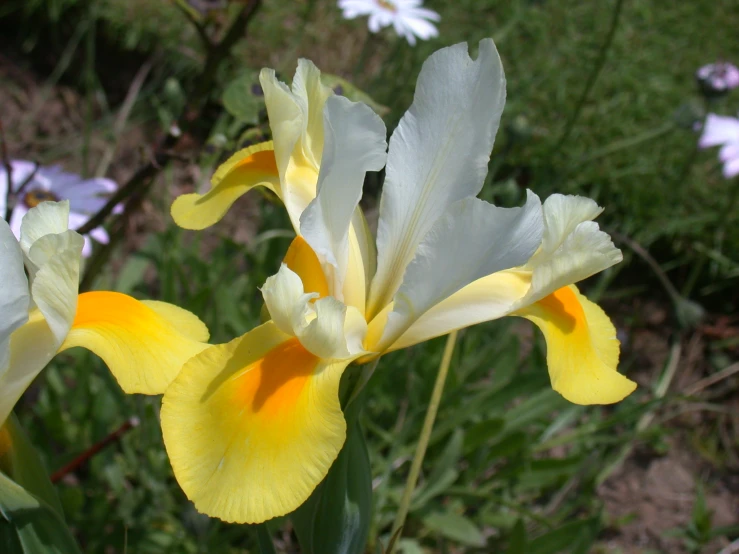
left=167, top=39, right=636, bottom=524
left=0, top=200, right=210, bottom=443
left=0, top=161, right=121, bottom=257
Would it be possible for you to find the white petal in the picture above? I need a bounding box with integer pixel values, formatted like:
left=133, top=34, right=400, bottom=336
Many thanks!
left=262, top=264, right=312, bottom=336
left=300, top=96, right=387, bottom=297
left=0, top=219, right=29, bottom=373
left=368, top=39, right=506, bottom=318
left=517, top=194, right=622, bottom=307
left=28, top=229, right=84, bottom=344
left=388, top=270, right=531, bottom=351
left=19, top=200, right=71, bottom=258
left=699, top=114, right=739, bottom=148
left=291, top=59, right=333, bottom=171
left=0, top=310, right=59, bottom=425
left=261, top=265, right=364, bottom=359
left=377, top=191, right=542, bottom=349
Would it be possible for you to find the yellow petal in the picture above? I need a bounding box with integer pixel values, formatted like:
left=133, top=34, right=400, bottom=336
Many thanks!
left=161, top=321, right=349, bottom=524
left=60, top=291, right=210, bottom=395
left=171, top=141, right=279, bottom=230
left=283, top=236, right=329, bottom=298
left=516, top=285, right=636, bottom=405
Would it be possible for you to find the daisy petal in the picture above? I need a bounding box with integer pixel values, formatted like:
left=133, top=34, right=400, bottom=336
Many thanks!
left=368, top=39, right=506, bottom=318
left=171, top=142, right=279, bottom=230
left=161, top=322, right=349, bottom=523
left=60, top=292, right=210, bottom=394
left=515, top=285, right=636, bottom=405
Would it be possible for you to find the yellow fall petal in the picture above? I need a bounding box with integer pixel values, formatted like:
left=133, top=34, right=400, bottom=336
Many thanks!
left=171, top=141, right=279, bottom=230
left=161, top=321, right=349, bottom=524
left=60, top=291, right=210, bottom=395
left=516, top=285, right=636, bottom=405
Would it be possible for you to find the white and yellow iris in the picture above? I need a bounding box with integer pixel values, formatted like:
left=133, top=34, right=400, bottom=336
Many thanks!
left=0, top=200, right=210, bottom=454
left=164, top=38, right=637, bottom=524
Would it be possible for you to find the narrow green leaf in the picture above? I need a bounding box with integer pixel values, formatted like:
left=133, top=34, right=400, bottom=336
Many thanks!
left=0, top=414, right=63, bottom=518
left=422, top=511, right=486, bottom=548
left=0, top=472, right=82, bottom=554
left=507, top=518, right=527, bottom=554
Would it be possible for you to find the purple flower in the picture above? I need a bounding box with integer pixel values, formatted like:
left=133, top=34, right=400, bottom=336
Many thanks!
left=699, top=114, right=739, bottom=178
left=0, top=161, right=120, bottom=256
left=696, top=62, right=739, bottom=96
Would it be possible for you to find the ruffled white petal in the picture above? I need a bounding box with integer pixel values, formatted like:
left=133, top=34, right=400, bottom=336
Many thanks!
left=368, top=39, right=506, bottom=318
left=515, top=194, right=622, bottom=308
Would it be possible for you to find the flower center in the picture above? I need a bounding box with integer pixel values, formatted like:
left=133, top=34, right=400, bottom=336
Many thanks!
left=23, top=188, right=59, bottom=208
left=376, top=0, right=397, bottom=12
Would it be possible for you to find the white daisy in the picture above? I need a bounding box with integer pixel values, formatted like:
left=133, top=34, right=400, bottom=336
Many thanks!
left=338, top=0, right=440, bottom=46
left=698, top=114, right=739, bottom=179
left=0, top=160, right=120, bottom=256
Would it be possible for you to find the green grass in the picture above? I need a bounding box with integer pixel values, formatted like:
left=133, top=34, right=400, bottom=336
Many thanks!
left=3, top=0, right=739, bottom=552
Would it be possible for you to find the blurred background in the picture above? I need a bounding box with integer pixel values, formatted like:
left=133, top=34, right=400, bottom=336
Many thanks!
left=1, top=0, right=738, bottom=552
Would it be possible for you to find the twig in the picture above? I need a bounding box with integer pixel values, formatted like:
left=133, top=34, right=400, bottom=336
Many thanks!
left=685, top=362, right=739, bottom=396
left=75, top=0, right=262, bottom=239
left=95, top=59, right=154, bottom=178
left=718, top=538, right=739, bottom=554
left=388, top=331, right=458, bottom=553
left=173, top=0, right=214, bottom=51
left=51, top=417, right=140, bottom=483
left=0, top=118, right=14, bottom=220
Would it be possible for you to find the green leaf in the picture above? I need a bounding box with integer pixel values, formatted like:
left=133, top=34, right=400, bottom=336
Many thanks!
left=291, top=406, right=373, bottom=554
left=222, top=70, right=264, bottom=125
left=528, top=518, right=600, bottom=554
left=320, top=74, right=390, bottom=117
left=0, top=414, right=63, bottom=518
left=422, top=510, right=486, bottom=548
left=0, top=472, right=82, bottom=554
left=507, top=519, right=528, bottom=554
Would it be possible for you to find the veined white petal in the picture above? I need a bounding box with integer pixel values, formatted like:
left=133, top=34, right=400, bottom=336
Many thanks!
left=377, top=191, right=542, bottom=349
left=259, top=62, right=333, bottom=231
left=368, top=39, right=506, bottom=318
left=515, top=194, right=622, bottom=308
left=28, top=229, right=84, bottom=345
left=301, top=96, right=387, bottom=298
left=291, top=59, right=333, bottom=171
left=19, top=200, right=71, bottom=258
left=0, top=219, right=29, bottom=373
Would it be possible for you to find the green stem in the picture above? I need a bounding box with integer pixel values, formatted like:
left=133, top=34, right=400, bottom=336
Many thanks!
left=388, top=331, right=458, bottom=553
left=553, top=0, right=626, bottom=153
left=573, top=122, right=674, bottom=167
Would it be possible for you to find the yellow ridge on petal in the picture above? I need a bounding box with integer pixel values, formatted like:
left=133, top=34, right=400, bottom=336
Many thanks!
left=61, top=291, right=210, bottom=395
left=516, top=285, right=636, bottom=405
left=161, top=321, right=348, bottom=524
left=283, top=236, right=329, bottom=298
left=171, top=141, right=279, bottom=230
